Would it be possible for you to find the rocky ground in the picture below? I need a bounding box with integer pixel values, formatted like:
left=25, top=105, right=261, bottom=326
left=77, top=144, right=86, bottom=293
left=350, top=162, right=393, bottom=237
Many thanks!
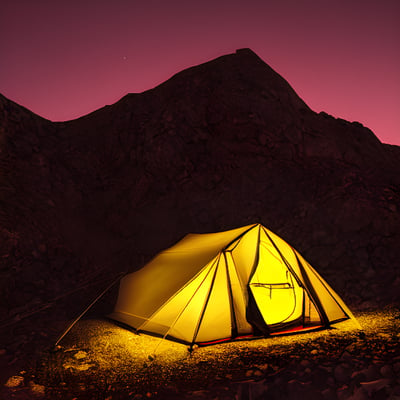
left=1, top=306, right=400, bottom=399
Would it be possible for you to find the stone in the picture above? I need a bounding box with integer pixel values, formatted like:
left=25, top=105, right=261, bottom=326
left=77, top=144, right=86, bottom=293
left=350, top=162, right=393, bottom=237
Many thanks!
left=257, top=363, right=269, bottom=371
left=29, top=381, right=46, bottom=397
left=4, top=375, right=24, bottom=388
left=63, top=361, right=94, bottom=371
left=258, top=133, right=267, bottom=146
left=337, top=385, right=352, bottom=400
left=351, top=371, right=366, bottom=385
left=380, top=364, right=394, bottom=378
left=334, top=364, right=352, bottom=383
left=249, top=379, right=267, bottom=398
left=339, top=351, right=353, bottom=362
left=74, top=350, right=88, bottom=360
left=360, top=379, right=391, bottom=396
left=321, top=387, right=336, bottom=400
left=348, top=387, right=369, bottom=400
left=300, top=359, right=311, bottom=368
left=362, top=364, right=381, bottom=381
left=393, top=362, right=400, bottom=373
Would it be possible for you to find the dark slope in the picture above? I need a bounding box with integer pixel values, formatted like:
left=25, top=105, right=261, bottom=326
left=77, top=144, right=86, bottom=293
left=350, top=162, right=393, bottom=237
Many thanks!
left=0, top=48, right=399, bottom=339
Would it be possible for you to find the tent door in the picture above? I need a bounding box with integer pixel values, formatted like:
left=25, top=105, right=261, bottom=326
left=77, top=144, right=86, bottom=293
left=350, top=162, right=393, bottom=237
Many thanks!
left=249, top=281, right=303, bottom=327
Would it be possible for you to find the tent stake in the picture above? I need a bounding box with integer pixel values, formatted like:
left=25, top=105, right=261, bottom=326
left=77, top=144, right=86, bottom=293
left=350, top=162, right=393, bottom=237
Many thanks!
left=53, top=272, right=125, bottom=349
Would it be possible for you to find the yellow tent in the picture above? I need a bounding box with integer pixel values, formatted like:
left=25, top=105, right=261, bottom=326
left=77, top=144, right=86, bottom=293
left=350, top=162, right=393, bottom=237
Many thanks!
left=110, top=224, right=359, bottom=346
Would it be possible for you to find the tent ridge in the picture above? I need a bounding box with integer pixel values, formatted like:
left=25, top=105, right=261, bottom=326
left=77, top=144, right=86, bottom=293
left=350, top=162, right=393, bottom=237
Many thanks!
left=221, top=223, right=259, bottom=252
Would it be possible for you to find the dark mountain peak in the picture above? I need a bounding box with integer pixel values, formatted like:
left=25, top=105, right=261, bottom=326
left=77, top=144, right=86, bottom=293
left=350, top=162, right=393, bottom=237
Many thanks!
left=108, top=49, right=390, bottom=169
left=102, top=49, right=313, bottom=160
left=147, top=48, right=310, bottom=114
left=235, top=47, right=260, bottom=56
left=110, top=49, right=309, bottom=127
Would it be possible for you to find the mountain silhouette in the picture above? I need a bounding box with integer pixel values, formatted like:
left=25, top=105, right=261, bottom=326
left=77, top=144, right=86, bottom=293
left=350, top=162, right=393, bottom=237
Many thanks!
left=0, top=48, right=399, bottom=337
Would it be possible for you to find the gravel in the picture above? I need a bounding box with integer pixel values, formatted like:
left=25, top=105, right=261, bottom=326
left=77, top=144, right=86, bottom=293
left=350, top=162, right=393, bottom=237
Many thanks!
left=2, top=307, right=399, bottom=399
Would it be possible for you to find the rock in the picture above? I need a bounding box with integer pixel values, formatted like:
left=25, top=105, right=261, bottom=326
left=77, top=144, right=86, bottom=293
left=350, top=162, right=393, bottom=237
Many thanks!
left=321, top=387, right=336, bottom=400
left=319, top=365, right=333, bottom=373
left=351, top=371, right=366, bottom=385
left=360, top=378, right=391, bottom=396
left=345, top=343, right=357, bottom=353
left=258, top=133, right=267, bottom=146
left=393, top=362, right=400, bottom=373
left=326, top=376, right=335, bottom=386
left=392, top=385, right=400, bottom=396
left=361, top=364, right=381, bottom=381
left=78, top=383, right=86, bottom=391
left=348, top=387, right=369, bottom=400
left=74, top=350, right=88, bottom=360
left=256, top=363, right=269, bottom=371
left=63, top=361, right=94, bottom=371
left=310, top=368, right=330, bottom=389
left=287, top=379, right=303, bottom=394
left=300, top=359, right=311, bottom=368
left=334, top=364, right=352, bottom=383
left=248, top=379, right=267, bottom=398
left=337, top=385, right=352, bottom=400
left=380, top=364, right=394, bottom=378
left=4, top=375, right=24, bottom=388
left=339, top=351, right=353, bottom=362
left=29, top=381, right=46, bottom=397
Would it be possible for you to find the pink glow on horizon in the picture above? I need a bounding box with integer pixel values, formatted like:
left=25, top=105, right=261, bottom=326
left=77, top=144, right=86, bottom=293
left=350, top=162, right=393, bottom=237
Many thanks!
left=1, top=1, right=399, bottom=145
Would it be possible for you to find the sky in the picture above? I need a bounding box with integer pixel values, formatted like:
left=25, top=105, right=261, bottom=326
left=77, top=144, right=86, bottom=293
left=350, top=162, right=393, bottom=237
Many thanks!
left=1, top=0, right=399, bottom=145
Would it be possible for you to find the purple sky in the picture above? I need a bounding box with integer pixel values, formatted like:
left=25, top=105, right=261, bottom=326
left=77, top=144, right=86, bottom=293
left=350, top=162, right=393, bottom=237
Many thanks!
left=1, top=0, right=399, bottom=145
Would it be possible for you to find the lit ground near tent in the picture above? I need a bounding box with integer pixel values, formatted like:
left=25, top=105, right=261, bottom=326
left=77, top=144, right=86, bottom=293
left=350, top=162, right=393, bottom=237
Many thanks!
left=3, top=307, right=400, bottom=399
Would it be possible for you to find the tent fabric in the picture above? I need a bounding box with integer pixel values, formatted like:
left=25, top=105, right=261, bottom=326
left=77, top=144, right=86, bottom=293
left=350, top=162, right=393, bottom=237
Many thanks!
left=110, top=224, right=360, bottom=346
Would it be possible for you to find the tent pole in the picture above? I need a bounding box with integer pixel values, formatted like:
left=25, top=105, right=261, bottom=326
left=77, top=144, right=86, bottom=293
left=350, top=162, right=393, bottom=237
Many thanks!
left=53, top=272, right=125, bottom=348
left=150, top=259, right=219, bottom=358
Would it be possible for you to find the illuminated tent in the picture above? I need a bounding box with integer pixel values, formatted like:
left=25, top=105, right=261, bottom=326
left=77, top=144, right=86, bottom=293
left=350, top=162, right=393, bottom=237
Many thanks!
left=110, top=224, right=359, bottom=346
